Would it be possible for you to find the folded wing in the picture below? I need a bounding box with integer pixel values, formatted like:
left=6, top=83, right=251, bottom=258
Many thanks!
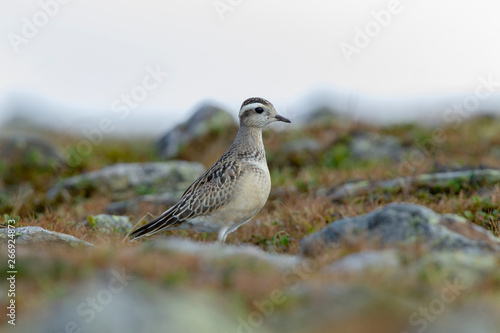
left=129, top=160, right=243, bottom=240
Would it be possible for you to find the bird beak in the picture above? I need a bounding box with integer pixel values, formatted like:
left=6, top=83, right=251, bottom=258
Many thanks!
left=275, top=115, right=291, bottom=123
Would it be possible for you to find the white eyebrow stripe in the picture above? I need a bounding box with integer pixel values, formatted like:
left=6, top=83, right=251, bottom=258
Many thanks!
left=240, top=103, right=263, bottom=113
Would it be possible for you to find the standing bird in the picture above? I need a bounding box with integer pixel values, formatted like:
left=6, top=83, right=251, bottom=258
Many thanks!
left=129, top=97, right=291, bottom=243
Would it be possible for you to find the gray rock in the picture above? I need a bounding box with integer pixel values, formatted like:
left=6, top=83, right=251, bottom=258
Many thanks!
left=83, top=215, right=133, bottom=234
left=106, top=193, right=178, bottom=215
left=282, top=138, right=323, bottom=154
left=157, top=104, right=237, bottom=159
left=349, top=133, right=403, bottom=161
left=300, top=203, right=500, bottom=257
left=0, top=226, right=93, bottom=247
left=327, top=169, right=500, bottom=201
left=47, top=161, right=204, bottom=201
left=148, top=238, right=299, bottom=270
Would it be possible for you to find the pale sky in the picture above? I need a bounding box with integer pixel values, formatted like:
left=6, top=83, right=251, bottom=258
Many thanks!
left=1, top=0, right=500, bottom=134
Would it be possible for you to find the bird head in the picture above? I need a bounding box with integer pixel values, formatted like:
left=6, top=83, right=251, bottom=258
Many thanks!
left=238, top=97, right=291, bottom=128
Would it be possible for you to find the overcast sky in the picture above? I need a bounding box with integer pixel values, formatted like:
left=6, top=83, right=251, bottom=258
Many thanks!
left=1, top=0, right=500, bottom=134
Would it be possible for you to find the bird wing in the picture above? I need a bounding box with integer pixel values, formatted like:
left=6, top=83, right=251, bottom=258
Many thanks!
left=129, top=159, right=243, bottom=240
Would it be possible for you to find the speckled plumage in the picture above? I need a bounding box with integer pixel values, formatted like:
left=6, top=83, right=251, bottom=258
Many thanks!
left=130, top=97, right=290, bottom=243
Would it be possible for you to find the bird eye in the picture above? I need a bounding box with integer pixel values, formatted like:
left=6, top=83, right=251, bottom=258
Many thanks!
left=255, top=107, right=264, bottom=114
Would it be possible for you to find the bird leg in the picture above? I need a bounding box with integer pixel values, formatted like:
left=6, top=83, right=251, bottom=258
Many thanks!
left=217, top=227, right=230, bottom=244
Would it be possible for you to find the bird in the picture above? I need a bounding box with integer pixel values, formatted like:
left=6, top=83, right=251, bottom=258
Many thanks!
left=129, top=97, right=291, bottom=243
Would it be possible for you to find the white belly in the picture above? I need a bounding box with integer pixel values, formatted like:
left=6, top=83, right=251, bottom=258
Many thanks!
left=223, top=162, right=271, bottom=228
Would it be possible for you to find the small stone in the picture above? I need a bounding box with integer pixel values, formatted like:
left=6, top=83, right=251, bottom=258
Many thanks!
left=0, top=226, right=93, bottom=247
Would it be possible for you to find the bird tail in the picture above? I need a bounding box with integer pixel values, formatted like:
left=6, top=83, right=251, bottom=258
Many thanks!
left=129, top=208, right=180, bottom=241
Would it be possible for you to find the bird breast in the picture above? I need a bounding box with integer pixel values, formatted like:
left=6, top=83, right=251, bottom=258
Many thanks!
left=239, top=161, right=271, bottom=210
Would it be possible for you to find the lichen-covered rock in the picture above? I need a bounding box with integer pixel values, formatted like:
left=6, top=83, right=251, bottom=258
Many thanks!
left=156, top=104, right=237, bottom=159
left=83, top=215, right=133, bottom=234
left=0, top=226, right=93, bottom=247
left=46, top=161, right=205, bottom=201
left=300, top=203, right=500, bottom=257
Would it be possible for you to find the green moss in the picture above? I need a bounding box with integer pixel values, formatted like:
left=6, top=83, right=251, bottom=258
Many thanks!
left=163, top=269, right=191, bottom=285
left=458, top=196, right=500, bottom=231
left=135, top=184, right=155, bottom=195
left=323, top=144, right=350, bottom=169
left=4, top=214, right=20, bottom=224
left=87, top=215, right=98, bottom=228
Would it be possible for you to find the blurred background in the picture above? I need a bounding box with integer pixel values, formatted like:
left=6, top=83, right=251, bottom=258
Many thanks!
left=3, top=1, right=500, bottom=333
left=2, top=0, right=500, bottom=135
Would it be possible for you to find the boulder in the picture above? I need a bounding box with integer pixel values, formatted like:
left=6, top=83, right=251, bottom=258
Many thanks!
left=46, top=161, right=204, bottom=201
left=300, top=203, right=500, bottom=257
left=157, top=104, right=237, bottom=159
